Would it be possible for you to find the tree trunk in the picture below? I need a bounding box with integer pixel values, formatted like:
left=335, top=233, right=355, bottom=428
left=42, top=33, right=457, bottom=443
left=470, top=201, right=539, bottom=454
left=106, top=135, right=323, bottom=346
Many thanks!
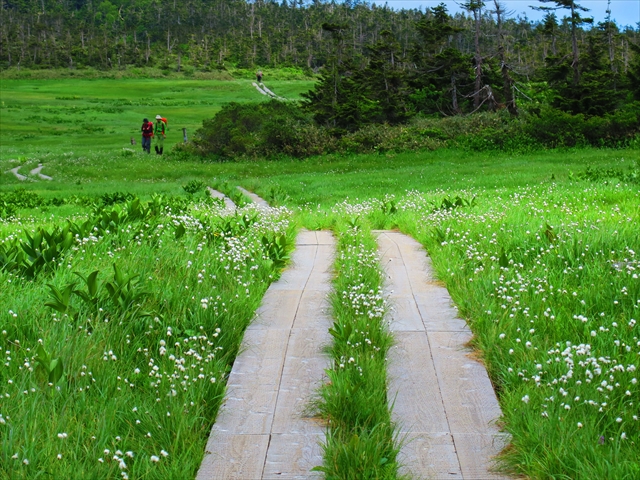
left=570, top=1, right=580, bottom=85
left=494, top=0, right=517, bottom=116
left=473, top=6, right=482, bottom=109
left=451, top=75, right=461, bottom=114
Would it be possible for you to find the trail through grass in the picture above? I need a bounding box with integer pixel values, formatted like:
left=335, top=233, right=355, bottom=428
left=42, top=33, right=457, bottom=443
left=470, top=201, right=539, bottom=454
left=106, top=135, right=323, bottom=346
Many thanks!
left=2, top=76, right=639, bottom=479
left=0, top=195, right=295, bottom=479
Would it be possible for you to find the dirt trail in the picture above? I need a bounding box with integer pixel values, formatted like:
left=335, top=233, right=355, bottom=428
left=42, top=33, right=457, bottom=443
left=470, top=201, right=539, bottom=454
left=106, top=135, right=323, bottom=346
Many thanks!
left=376, top=231, right=509, bottom=480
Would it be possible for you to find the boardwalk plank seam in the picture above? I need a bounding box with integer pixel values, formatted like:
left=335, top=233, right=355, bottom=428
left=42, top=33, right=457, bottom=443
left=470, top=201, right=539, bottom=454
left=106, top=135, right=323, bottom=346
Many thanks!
left=375, top=230, right=509, bottom=480
left=196, top=229, right=333, bottom=480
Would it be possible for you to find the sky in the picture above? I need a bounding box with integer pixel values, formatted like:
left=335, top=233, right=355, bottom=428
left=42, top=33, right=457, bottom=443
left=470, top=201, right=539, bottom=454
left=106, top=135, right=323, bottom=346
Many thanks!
left=372, top=0, right=640, bottom=28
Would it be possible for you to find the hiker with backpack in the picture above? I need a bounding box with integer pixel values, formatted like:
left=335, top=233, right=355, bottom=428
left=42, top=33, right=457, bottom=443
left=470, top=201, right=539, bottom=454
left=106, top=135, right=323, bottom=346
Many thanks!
left=141, top=118, right=153, bottom=153
left=154, top=114, right=167, bottom=155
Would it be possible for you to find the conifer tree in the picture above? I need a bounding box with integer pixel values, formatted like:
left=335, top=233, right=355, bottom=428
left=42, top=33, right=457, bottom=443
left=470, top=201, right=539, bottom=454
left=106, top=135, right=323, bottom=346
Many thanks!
left=534, top=0, right=592, bottom=85
left=362, top=30, right=412, bottom=124
left=410, top=5, right=471, bottom=115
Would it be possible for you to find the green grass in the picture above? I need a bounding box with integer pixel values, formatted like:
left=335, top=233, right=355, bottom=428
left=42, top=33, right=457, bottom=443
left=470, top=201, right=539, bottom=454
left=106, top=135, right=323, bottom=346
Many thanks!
left=2, top=76, right=639, bottom=479
left=0, top=77, right=314, bottom=158
left=329, top=184, right=640, bottom=478
left=313, top=220, right=400, bottom=479
left=0, top=196, right=295, bottom=479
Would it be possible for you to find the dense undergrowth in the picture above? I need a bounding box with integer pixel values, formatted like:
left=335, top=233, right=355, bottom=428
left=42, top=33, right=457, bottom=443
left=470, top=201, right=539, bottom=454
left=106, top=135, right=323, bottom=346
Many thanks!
left=186, top=100, right=640, bottom=160
left=0, top=194, right=295, bottom=479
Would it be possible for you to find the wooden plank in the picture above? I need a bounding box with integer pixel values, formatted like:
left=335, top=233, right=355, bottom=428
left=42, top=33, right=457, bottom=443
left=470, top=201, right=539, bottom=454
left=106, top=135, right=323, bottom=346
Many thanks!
left=262, top=433, right=324, bottom=479
left=296, top=229, right=319, bottom=245
left=206, top=187, right=236, bottom=211
left=428, top=331, right=503, bottom=435
left=270, top=245, right=316, bottom=290
left=375, top=230, right=509, bottom=480
left=237, top=186, right=270, bottom=208
left=382, top=231, right=417, bottom=246
left=453, top=433, right=511, bottom=480
left=199, top=231, right=335, bottom=479
left=382, top=264, right=413, bottom=293
left=249, top=290, right=303, bottom=330
left=386, top=294, right=425, bottom=332
left=270, top=269, right=313, bottom=291
left=225, top=331, right=289, bottom=388
left=388, top=332, right=450, bottom=433
left=315, top=230, right=335, bottom=245
left=292, top=290, right=331, bottom=330
left=291, top=244, right=318, bottom=268
left=272, top=329, right=330, bottom=435
left=415, top=295, right=469, bottom=332
left=397, top=432, right=462, bottom=479
left=197, top=434, right=269, bottom=480
left=213, top=386, right=278, bottom=435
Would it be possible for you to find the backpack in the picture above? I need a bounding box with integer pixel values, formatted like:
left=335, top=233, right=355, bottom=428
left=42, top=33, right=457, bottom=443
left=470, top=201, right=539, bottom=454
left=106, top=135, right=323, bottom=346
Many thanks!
left=160, top=117, right=167, bottom=130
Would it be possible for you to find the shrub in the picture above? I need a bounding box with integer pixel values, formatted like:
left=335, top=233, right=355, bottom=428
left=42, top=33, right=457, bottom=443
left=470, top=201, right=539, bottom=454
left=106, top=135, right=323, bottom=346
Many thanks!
left=189, top=100, right=639, bottom=160
left=190, top=100, right=328, bottom=159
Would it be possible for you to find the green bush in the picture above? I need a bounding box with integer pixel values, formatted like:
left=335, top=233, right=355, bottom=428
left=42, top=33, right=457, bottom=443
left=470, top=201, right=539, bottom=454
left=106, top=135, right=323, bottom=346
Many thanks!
left=190, top=100, right=329, bottom=159
left=524, top=104, right=640, bottom=148
left=188, top=100, right=639, bottom=161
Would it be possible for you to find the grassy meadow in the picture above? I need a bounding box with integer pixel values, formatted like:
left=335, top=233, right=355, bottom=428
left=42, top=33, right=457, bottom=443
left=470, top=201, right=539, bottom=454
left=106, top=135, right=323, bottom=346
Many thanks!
left=1, top=75, right=639, bottom=479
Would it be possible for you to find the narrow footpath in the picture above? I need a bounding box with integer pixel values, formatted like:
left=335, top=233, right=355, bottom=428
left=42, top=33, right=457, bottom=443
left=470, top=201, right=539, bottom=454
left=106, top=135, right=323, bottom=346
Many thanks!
left=207, top=187, right=236, bottom=211
left=197, top=229, right=335, bottom=480
left=376, top=231, right=509, bottom=480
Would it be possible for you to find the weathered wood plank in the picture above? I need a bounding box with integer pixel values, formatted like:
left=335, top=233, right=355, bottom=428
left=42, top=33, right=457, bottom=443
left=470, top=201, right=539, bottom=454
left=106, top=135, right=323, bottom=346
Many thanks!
left=376, top=230, right=509, bottom=480
left=237, top=186, right=270, bottom=208
left=249, top=290, right=303, bottom=330
left=414, top=293, right=469, bottom=332
left=453, top=433, right=511, bottom=480
left=386, top=294, right=426, bottom=332
left=397, top=432, right=462, bottom=479
left=315, top=230, right=335, bottom=245
left=295, top=229, right=319, bottom=245
left=382, top=265, right=414, bottom=293
left=206, top=187, right=236, bottom=211
left=388, top=332, right=450, bottom=433
left=198, top=230, right=334, bottom=479
left=262, top=433, right=324, bottom=479
left=272, top=329, right=330, bottom=435
left=225, top=329, right=289, bottom=388
left=292, top=290, right=331, bottom=330
left=197, top=433, right=269, bottom=480
left=270, top=245, right=316, bottom=290
left=212, top=386, right=278, bottom=435
left=428, top=330, right=503, bottom=435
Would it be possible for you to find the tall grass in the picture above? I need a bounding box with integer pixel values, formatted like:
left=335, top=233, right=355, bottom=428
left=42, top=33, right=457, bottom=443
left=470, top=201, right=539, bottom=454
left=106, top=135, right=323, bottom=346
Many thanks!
left=0, top=197, right=295, bottom=479
left=337, top=183, right=640, bottom=479
left=313, top=218, right=401, bottom=479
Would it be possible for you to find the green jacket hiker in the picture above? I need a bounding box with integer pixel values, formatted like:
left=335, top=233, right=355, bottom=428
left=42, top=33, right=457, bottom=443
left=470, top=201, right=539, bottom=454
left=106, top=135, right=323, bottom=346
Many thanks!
left=154, top=115, right=166, bottom=155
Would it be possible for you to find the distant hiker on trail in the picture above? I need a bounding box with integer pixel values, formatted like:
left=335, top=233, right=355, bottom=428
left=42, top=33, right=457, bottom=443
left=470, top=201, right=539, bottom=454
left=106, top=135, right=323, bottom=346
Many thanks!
left=141, top=118, right=153, bottom=153
left=154, top=115, right=166, bottom=155
left=256, top=70, right=263, bottom=84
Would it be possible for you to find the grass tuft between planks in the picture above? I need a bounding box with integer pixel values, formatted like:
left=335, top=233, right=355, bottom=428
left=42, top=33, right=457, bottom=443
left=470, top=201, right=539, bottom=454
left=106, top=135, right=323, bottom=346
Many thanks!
left=312, top=218, right=404, bottom=479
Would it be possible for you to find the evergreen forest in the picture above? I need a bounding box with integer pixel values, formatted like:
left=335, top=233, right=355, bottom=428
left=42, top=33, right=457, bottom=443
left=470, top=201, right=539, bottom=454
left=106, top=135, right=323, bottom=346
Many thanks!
left=2, top=0, right=640, bottom=154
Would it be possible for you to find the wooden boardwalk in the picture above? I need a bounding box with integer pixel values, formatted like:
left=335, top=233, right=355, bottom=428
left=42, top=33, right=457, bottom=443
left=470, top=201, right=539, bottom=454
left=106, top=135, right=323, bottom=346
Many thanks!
left=237, top=186, right=270, bottom=208
left=196, top=230, right=335, bottom=480
left=375, top=231, right=509, bottom=480
left=207, top=187, right=236, bottom=211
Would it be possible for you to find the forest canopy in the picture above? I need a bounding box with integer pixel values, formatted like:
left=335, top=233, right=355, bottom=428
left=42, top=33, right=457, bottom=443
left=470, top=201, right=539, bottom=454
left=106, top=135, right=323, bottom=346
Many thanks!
left=4, top=0, right=639, bottom=155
